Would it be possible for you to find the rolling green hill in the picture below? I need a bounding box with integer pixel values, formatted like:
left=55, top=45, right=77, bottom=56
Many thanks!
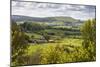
left=12, top=15, right=80, bottom=23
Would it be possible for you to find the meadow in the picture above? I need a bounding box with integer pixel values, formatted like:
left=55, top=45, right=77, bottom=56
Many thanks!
left=11, top=18, right=96, bottom=66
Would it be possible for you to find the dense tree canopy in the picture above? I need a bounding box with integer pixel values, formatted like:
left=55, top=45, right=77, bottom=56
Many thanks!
left=20, top=22, right=46, bottom=32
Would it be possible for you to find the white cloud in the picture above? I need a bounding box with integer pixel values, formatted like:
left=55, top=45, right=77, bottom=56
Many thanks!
left=12, top=1, right=95, bottom=20
left=12, top=1, right=17, bottom=6
left=79, top=5, right=85, bottom=9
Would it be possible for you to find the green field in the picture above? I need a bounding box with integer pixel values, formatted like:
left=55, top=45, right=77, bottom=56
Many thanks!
left=27, top=37, right=83, bottom=55
left=11, top=19, right=96, bottom=66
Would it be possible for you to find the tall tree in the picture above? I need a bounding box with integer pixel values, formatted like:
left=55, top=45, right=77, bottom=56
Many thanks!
left=11, top=22, right=29, bottom=66
left=80, top=19, right=96, bottom=60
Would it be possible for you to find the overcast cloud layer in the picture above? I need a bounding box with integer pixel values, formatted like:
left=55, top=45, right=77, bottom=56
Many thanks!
left=12, top=1, right=95, bottom=20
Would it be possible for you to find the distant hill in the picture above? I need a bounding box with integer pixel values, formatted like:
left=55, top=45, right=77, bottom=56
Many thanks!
left=12, top=15, right=80, bottom=23
left=47, top=16, right=78, bottom=22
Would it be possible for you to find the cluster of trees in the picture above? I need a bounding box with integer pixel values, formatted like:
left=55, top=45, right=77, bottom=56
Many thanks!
left=11, top=22, right=29, bottom=66
left=80, top=19, right=96, bottom=60
left=17, top=44, right=93, bottom=65
left=20, top=22, right=47, bottom=32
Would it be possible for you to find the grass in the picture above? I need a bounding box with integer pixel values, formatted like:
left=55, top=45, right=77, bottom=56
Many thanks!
left=27, top=44, right=43, bottom=55
left=25, top=32, right=42, bottom=39
left=59, top=37, right=83, bottom=47
left=27, top=37, right=83, bottom=56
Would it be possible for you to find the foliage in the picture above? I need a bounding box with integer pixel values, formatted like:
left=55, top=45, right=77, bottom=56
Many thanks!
left=11, top=22, right=29, bottom=66
left=40, top=45, right=67, bottom=64
left=80, top=19, right=96, bottom=60
left=20, top=22, right=46, bottom=32
left=22, top=44, right=93, bottom=65
left=11, top=18, right=96, bottom=66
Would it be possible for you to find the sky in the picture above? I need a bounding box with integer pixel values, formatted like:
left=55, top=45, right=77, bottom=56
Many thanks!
left=12, top=1, right=96, bottom=20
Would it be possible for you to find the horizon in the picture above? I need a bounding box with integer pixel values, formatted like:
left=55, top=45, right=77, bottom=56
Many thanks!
left=12, top=15, right=94, bottom=21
